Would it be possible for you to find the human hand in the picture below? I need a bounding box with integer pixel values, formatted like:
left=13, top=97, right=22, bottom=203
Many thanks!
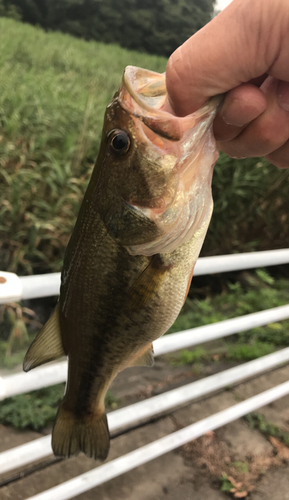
left=165, top=0, right=289, bottom=168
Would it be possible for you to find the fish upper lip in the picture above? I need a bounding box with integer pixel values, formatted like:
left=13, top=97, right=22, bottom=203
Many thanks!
left=120, top=66, right=222, bottom=140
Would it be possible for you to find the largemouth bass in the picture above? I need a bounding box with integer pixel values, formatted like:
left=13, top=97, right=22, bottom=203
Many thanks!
left=24, top=66, right=220, bottom=461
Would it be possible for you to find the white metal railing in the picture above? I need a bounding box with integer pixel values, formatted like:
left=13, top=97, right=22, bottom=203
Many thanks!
left=0, top=249, right=289, bottom=499
left=1, top=249, right=289, bottom=304
left=24, top=380, right=289, bottom=500
left=1, top=347, right=289, bottom=475
left=1, top=304, right=289, bottom=399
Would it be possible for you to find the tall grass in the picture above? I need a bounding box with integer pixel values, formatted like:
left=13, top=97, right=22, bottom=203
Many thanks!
left=0, top=18, right=288, bottom=275
left=0, top=18, right=166, bottom=273
left=205, top=155, right=289, bottom=256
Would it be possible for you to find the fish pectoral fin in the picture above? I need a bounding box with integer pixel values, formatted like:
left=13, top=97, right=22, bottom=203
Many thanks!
left=52, top=403, right=110, bottom=461
left=23, top=303, right=65, bottom=372
left=128, top=254, right=171, bottom=310
left=129, top=343, right=154, bottom=367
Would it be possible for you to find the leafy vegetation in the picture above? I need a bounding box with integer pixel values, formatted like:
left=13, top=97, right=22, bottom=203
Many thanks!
left=226, top=342, right=275, bottom=361
left=0, top=385, right=118, bottom=431
left=170, top=347, right=207, bottom=366
left=170, top=342, right=276, bottom=367
left=0, top=384, right=64, bottom=430
left=170, top=270, right=289, bottom=346
left=204, top=155, right=289, bottom=256
left=0, top=18, right=166, bottom=274
left=167, top=269, right=289, bottom=366
left=0, top=0, right=214, bottom=57
left=244, top=413, right=289, bottom=447
left=0, top=19, right=288, bottom=275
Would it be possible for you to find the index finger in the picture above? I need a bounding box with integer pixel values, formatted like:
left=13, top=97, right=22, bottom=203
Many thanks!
left=166, top=0, right=288, bottom=116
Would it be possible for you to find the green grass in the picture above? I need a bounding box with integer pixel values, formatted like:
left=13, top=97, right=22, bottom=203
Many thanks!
left=0, top=18, right=166, bottom=274
left=0, top=18, right=288, bottom=275
left=169, top=270, right=289, bottom=347
left=170, top=347, right=207, bottom=366
left=226, top=342, right=275, bottom=361
left=167, top=269, right=289, bottom=366
left=0, top=384, right=64, bottom=430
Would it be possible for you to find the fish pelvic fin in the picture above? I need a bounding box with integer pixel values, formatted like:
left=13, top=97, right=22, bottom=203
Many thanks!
left=129, top=342, right=154, bottom=367
left=23, top=303, right=65, bottom=372
left=52, top=403, right=110, bottom=461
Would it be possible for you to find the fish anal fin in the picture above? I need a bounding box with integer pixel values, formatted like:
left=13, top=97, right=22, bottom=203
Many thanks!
left=129, top=342, right=154, bottom=367
left=128, top=255, right=171, bottom=310
left=52, top=403, right=110, bottom=461
left=23, top=303, right=65, bottom=372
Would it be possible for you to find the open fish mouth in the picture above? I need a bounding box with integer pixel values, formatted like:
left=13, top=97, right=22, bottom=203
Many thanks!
left=120, top=65, right=222, bottom=143
left=118, top=66, right=222, bottom=256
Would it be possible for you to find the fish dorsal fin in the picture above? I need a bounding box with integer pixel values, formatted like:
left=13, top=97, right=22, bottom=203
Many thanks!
left=23, top=303, right=65, bottom=372
left=129, top=343, right=154, bottom=367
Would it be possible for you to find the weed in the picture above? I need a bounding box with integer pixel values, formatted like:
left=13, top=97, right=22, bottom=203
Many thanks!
left=230, top=462, right=249, bottom=473
left=105, top=390, right=119, bottom=410
left=170, top=347, right=207, bottom=366
left=0, top=384, right=119, bottom=430
left=226, top=342, right=275, bottom=361
left=220, top=474, right=237, bottom=492
left=220, top=474, right=248, bottom=497
left=244, top=413, right=289, bottom=446
left=0, top=384, right=64, bottom=430
left=0, top=18, right=166, bottom=275
left=0, top=303, right=41, bottom=368
left=169, top=270, right=289, bottom=349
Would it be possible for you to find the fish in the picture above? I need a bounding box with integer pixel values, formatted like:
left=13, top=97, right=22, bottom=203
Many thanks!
left=23, top=66, right=221, bottom=461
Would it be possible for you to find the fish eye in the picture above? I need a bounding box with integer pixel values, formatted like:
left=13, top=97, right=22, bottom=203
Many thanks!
left=108, top=129, right=130, bottom=157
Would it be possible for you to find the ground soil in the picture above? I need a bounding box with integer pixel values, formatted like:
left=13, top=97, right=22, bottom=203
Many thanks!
left=1, top=354, right=289, bottom=499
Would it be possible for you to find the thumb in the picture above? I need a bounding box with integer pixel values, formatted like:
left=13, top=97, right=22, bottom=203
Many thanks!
left=166, top=0, right=289, bottom=116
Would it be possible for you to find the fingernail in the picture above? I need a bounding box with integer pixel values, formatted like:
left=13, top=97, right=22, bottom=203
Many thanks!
left=277, top=80, right=289, bottom=111
left=220, top=98, right=249, bottom=127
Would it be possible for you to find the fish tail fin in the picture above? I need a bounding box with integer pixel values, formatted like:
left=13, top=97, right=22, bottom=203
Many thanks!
left=52, top=402, right=110, bottom=461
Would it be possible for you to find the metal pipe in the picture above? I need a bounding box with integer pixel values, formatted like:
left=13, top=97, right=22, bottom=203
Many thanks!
left=154, top=304, right=289, bottom=356
left=1, top=304, right=289, bottom=400
left=0, top=361, right=67, bottom=400
left=194, top=248, right=289, bottom=276
left=1, top=347, right=289, bottom=475
left=25, top=380, right=289, bottom=500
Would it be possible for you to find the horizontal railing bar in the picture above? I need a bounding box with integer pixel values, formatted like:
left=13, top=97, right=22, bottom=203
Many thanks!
left=154, top=304, right=289, bottom=356
left=1, top=304, right=289, bottom=400
left=25, top=380, right=289, bottom=500
left=1, top=347, right=289, bottom=475
left=194, top=248, right=289, bottom=276
left=0, top=249, right=289, bottom=304
left=0, top=361, right=67, bottom=400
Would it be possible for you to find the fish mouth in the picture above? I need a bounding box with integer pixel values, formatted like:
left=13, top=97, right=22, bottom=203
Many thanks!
left=118, top=66, right=222, bottom=256
left=119, top=65, right=222, bottom=142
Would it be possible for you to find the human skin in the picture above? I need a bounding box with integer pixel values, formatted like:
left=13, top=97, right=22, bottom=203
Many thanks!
left=165, top=0, right=289, bottom=168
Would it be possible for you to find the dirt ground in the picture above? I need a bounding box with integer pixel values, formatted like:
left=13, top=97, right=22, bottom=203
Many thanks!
left=1, top=355, right=289, bottom=499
